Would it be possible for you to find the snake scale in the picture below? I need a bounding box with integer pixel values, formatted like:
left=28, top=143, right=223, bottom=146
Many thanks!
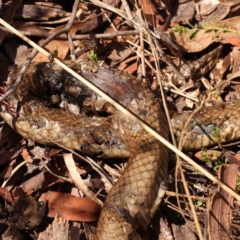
left=1, top=60, right=240, bottom=239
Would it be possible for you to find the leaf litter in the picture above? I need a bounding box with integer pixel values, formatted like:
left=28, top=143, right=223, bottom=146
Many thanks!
left=0, top=0, right=240, bottom=239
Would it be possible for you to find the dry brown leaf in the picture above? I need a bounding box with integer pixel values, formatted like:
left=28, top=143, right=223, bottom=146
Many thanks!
left=139, top=0, right=166, bottom=29
left=224, top=37, right=240, bottom=47
left=173, top=29, right=216, bottom=53
left=171, top=0, right=195, bottom=24
left=103, top=12, right=134, bottom=44
left=214, top=16, right=240, bottom=29
left=0, top=141, right=24, bottom=165
left=198, top=0, right=219, bottom=16
left=15, top=4, right=70, bottom=21
left=174, top=16, right=240, bottom=52
left=121, top=61, right=138, bottom=74
left=213, top=17, right=240, bottom=46
left=0, top=159, right=16, bottom=179
left=20, top=171, right=45, bottom=192
left=33, top=22, right=83, bottom=62
left=221, top=151, right=240, bottom=165
left=0, top=187, right=16, bottom=203
left=40, top=191, right=101, bottom=222
left=200, top=2, right=230, bottom=22
left=14, top=21, right=49, bottom=36
left=21, top=148, right=33, bottom=163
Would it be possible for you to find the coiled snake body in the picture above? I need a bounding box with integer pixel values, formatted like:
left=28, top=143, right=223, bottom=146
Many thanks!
left=1, top=60, right=240, bottom=239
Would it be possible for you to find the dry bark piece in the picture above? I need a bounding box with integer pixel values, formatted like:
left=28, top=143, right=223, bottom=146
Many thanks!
left=172, top=221, right=197, bottom=240
left=38, top=216, right=69, bottom=240
left=208, top=164, right=238, bottom=240
left=158, top=217, right=173, bottom=240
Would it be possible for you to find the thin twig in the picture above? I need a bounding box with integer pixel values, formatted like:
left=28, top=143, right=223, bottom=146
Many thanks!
left=52, top=141, right=114, bottom=189
left=170, top=87, right=199, bottom=102
left=121, top=0, right=133, bottom=20
left=137, top=9, right=146, bottom=79
left=63, top=153, right=103, bottom=206
left=165, top=191, right=208, bottom=201
left=68, top=33, right=76, bottom=60
left=0, top=26, right=139, bottom=40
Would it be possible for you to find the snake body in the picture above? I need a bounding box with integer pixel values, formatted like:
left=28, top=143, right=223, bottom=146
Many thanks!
left=1, top=60, right=240, bottom=239
left=1, top=60, right=169, bottom=239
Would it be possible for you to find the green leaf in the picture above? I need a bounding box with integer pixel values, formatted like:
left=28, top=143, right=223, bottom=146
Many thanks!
left=53, top=45, right=58, bottom=58
left=196, top=200, right=203, bottom=207
left=211, top=127, right=220, bottom=141
left=189, top=29, right=199, bottom=39
left=87, top=50, right=98, bottom=62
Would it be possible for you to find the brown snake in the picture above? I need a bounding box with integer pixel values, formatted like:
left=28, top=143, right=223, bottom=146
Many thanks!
left=1, top=60, right=240, bottom=239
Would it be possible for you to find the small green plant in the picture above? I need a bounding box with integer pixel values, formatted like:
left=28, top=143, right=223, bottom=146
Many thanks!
left=48, top=45, right=58, bottom=62
left=53, top=45, right=58, bottom=58
left=200, top=148, right=219, bottom=162
left=172, top=20, right=203, bottom=39
left=88, top=50, right=98, bottom=62
left=172, top=20, right=240, bottom=39
left=196, top=200, right=203, bottom=207
left=200, top=148, right=228, bottom=170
